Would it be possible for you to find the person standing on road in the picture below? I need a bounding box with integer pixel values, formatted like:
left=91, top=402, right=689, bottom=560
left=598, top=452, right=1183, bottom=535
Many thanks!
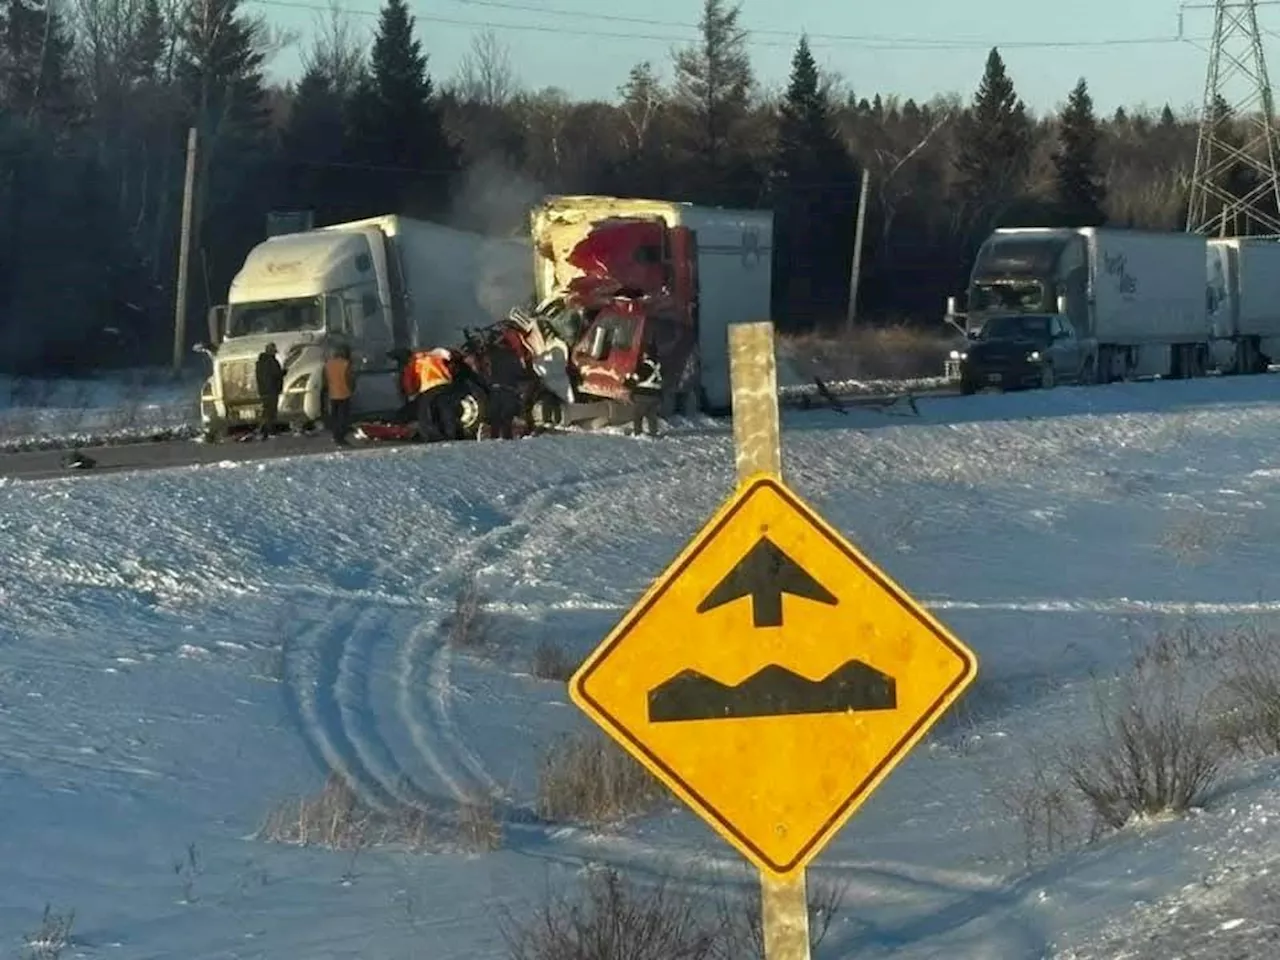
left=255, top=342, right=284, bottom=440
left=625, top=340, right=663, bottom=438
left=324, top=344, right=356, bottom=446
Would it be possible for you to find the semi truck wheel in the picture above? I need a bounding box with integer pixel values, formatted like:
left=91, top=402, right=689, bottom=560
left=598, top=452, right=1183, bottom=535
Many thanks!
left=454, top=384, right=487, bottom=440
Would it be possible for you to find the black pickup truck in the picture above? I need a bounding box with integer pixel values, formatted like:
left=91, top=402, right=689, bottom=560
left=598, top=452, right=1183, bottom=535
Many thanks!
left=952, top=313, right=1089, bottom=394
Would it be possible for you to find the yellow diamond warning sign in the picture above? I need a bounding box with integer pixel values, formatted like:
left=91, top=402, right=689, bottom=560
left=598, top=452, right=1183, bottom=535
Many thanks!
left=568, top=472, right=978, bottom=879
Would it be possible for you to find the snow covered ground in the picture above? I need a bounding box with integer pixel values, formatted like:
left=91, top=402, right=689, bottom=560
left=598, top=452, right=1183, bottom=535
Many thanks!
left=0, top=371, right=201, bottom=451
left=6, top=375, right=1280, bottom=956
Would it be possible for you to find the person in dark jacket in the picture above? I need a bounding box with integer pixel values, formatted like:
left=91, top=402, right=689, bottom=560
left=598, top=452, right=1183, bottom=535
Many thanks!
left=626, top=347, right=663, bottom=438
left=255, top=342, right=284, bottom=439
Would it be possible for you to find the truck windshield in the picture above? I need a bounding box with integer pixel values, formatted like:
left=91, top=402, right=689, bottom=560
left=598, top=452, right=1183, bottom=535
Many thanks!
left=978, top=315, right=1051, bottom=340
left=970, top=281, right=1045, bottom=312
left=225, top=297, right=323, bottom=338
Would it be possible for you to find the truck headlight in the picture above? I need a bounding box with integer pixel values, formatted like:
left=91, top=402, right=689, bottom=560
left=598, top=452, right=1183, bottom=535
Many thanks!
left=949, top=350, right=967, bottom=360
left=287, top=373, right=311, bottom=391
left=1027, top=351, right=1041, bottom=361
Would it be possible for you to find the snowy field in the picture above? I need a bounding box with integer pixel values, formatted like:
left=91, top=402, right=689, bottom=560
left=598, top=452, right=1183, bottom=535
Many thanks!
left=0, top=371, right=201, bottom=451
left=7, top=375, right=1280, bottom=956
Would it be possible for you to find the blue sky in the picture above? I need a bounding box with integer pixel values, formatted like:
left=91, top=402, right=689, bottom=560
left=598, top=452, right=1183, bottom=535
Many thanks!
left=249, top=0, right=1279, bottom=116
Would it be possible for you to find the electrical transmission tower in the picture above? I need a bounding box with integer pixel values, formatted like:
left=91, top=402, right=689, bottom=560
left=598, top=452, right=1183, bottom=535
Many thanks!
left=1186, top=0, right=1280, bottom=236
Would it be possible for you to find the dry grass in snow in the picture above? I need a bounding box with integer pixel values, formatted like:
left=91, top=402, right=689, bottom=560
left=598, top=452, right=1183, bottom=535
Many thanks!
left=779, top=322, right=958, bottom=382
left=536, top=731, right=665, bottom=824
left=499, top=865, right=846, bottom=960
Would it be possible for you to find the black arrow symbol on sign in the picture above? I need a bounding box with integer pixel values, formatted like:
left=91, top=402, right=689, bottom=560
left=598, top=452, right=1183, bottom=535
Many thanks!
left=697, top=536, right=837, bottom=627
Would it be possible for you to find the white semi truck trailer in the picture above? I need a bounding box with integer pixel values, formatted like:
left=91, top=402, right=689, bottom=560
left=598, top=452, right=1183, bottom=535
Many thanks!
left=1206, top=235, right=1280, bottom=375
left=946, top=226, right=1280, bottom=390
left=195, top=215, right=532, bottom=438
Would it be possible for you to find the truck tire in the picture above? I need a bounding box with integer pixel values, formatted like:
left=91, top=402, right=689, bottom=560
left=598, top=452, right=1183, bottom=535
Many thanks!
left=1040, top=364, right=1056, bottom=390
left=453, top=383, right=487, bottom=440
left=1080, top=355, right=1097, bottom=385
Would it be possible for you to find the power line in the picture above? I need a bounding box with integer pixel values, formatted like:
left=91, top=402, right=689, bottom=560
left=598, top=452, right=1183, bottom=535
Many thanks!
left=448, top=0, right=1187, bottom=47
left=246, top=0, right=1213, bottom=51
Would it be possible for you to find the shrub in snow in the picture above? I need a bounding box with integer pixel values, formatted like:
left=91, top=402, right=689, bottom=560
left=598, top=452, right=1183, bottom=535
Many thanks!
left=259, top=772, right=432, bottom=851
left=536, top=731, right=664, bottom=824
left=1061, top=650, right=1222, bottom=830
left=500, top=867, right=719, bottom=960
left=531, top=639, right=575, bottom=681
left=443, top=575, right=493, bottom=650
left=1210, top=623, right=1280, bottom=757
left=499, top=865, right=846, bottom=960
left=22, top=904, right=74, bottom=960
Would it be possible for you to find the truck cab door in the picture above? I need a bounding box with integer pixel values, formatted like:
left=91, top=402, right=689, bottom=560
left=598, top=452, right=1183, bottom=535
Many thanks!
left=1050, top=315, right=1082, bottom=377
left=573, top=311, right=642, bottom=399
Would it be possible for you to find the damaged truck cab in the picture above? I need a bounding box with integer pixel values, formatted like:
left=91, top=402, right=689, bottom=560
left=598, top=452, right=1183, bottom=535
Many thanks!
left=504, top=195, right=770, bottom=429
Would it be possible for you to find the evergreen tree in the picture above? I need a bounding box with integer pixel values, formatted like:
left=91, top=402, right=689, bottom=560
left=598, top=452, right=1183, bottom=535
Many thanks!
left=1053, top=78, right=1107, bottom=226
left=176, top=0, right=269, bottom=142
left=126, top=0, right=167, bottom=86
left=671, top=0, right=755, bottom=204
left=773, top=34, right=848, bottom=180
left=771, top=34, right=858, bottom=330
left=283, top=67, right=352, bottom=218
left=348, top=0, right=458, bottom=216
left=0, top=0, right=76, bottom=123
left=952, top=47, right=1032, bottom=216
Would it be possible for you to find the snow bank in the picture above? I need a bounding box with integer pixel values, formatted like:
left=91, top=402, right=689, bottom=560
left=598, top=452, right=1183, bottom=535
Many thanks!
left=0, top=369, right=200, bottom=451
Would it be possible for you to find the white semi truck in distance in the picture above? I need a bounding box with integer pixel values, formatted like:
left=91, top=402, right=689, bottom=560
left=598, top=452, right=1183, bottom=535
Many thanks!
left=195, top=215, right=532, bottom=438
left=944, top=226, right=1280, bottom=391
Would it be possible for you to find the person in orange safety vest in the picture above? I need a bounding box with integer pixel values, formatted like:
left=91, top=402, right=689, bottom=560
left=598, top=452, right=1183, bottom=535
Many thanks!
left=324, top=344, right=356, bottom=445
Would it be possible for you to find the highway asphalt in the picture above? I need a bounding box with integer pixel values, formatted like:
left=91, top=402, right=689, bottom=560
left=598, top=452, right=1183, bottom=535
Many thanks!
left=0, top=432, right=386, bottom=482
left=0, top=386, right=959, bottom=482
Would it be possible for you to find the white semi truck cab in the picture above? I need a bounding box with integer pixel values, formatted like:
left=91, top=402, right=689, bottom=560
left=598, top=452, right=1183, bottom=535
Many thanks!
left=196, top=215, right=532, bottom=439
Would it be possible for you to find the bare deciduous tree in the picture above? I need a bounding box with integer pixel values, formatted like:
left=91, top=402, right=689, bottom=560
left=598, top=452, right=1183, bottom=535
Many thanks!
left=453, top=28, right=516, bottom=106
left=300, top=0, right=365, bottom=97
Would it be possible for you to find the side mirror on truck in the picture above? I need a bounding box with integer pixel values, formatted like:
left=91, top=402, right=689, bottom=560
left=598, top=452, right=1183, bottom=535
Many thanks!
left=207, top=305, right=227, bottom=347
left=1056, top=294, right=1068, bottom=315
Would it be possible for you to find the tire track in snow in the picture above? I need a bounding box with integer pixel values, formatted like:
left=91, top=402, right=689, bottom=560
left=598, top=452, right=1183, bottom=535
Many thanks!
left=331, top=603, right=450, bottom=812
left=392, top=448, right=729, bottom=816
left=281, top=604, right=400, bottom=813
left=395, top=485, right=567, bottom=810
left=926, top=597, right=1280, bottom=615
left=281, top=530, right=463, bottom=814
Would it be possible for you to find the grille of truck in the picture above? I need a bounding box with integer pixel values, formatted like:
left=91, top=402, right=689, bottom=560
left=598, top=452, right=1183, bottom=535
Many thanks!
left=219, top=359, right=258, bottom=403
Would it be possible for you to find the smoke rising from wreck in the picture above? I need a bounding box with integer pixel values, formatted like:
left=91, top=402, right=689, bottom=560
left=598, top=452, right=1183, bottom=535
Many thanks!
left=444, top=154, right=544, bottom=321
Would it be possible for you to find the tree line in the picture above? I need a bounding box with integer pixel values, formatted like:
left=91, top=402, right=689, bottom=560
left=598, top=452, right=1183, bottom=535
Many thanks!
left=0, top=0, right=1246, bottom=375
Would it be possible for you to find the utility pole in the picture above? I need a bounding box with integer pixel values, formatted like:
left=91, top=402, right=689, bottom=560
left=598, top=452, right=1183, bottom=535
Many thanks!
left=1185, top=0, right=1280, bottom=236
left=845, top=166, right=871, bottom=332
left=173, top=126, right=199, bottom=373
